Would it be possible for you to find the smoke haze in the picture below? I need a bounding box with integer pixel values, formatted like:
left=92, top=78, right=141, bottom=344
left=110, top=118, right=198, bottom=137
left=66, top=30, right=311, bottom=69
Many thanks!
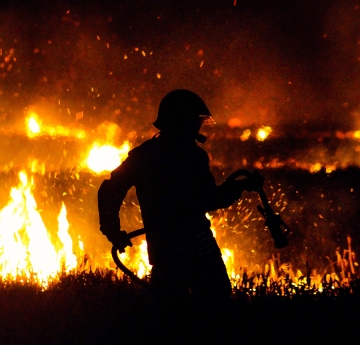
left=0, top=0, right=359, bottom=132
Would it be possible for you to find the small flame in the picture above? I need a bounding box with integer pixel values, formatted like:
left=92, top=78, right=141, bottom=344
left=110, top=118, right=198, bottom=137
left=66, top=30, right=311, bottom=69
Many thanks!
left=117, top=239, right=152, bottom=279
left=221, top=247, right=235, bottom=277
left=78, top=236, right=84, bottom=251
left=256, top=126, right=272, bottom=141
left=86, top=141, right=130, bottom=174
left=240, top=129, right=251, bottom=141
left=136, top=240, right=151, bottom=278
left=310, top=162, right=322, bottom=173
left=26, top=112, right=41, bottom=137
left=325, top=164, right=337, bottom=173
left=57, top=202, right=77, bottom=272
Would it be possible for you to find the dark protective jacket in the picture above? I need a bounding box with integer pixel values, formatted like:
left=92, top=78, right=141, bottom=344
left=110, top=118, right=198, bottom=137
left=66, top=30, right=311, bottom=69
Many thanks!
left=98, top=134, right=241, bottom=265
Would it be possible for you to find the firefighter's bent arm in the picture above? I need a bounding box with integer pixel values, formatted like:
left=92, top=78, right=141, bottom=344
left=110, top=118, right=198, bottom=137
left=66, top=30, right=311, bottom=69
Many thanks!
left=98, top=155, right=135, bottom=248
left=206, top=169, right=264, bottom=212
left=206, top=180, right=245, bottom=211
left=197, top=152, right=243, bottom=212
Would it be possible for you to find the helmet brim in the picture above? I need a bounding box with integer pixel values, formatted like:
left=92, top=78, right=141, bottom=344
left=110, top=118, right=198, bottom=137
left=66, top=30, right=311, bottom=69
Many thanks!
left=199, top=115, right=216, bottom=126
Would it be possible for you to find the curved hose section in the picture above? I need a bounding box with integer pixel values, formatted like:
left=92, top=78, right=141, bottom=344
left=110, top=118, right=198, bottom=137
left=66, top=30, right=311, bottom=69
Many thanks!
left=111, top=228, right=152, bottom=289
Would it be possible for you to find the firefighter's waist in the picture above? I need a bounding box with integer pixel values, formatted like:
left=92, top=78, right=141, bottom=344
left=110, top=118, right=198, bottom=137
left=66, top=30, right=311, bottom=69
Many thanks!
left=144, top=214, right=211, bottom=235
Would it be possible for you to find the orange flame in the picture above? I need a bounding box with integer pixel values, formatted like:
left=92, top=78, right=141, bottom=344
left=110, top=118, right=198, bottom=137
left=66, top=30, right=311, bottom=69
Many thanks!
left=85, top=141, right=131, bottom=174
left=256, top=126, right=272, bottom=141
left=118, top=239, right=152, bottom=279
left=25, top=111, right=86, bottom=139
left=0, top=171, right=78, bottom=286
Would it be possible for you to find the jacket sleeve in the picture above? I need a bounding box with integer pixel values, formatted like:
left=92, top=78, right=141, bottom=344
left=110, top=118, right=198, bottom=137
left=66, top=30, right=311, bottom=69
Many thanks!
left=201, top=152, right=244, bottom=212
left=206, top=179, right=245, bottom=211
left=97, top=152, right=137, bottom=239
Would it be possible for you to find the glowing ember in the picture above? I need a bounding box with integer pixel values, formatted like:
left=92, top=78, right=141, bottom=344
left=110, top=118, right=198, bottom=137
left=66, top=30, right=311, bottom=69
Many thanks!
left=85, top=141, right=130, bottom=174
left=240, top=128, right=251, bottom=141
left=256, top=126, right=272, bottom=141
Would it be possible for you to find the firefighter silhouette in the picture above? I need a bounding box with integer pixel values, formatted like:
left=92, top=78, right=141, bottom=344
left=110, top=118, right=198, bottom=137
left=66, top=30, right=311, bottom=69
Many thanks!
left=98, top=89, right=262, bottom=303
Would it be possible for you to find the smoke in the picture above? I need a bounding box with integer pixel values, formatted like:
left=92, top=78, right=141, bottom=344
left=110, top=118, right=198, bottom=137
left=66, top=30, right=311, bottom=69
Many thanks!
left=0, top=1, right=359, bottom=133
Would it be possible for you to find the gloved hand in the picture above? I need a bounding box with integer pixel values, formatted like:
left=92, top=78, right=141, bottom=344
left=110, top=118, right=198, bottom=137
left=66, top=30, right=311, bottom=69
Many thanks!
left=241, top=171, right=265, bottom=192
left=225, top=170, right=264, bottom=193
left=106, top=230, right=133, bottom=253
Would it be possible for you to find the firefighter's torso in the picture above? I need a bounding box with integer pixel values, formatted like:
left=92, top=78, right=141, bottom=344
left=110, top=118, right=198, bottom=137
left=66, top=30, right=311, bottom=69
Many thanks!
left=127, top=136, right=219, bottom=263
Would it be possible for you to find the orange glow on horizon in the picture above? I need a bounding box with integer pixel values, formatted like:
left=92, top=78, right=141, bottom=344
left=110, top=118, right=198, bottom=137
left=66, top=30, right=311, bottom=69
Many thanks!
left=25, top=111, right=86, bottom=139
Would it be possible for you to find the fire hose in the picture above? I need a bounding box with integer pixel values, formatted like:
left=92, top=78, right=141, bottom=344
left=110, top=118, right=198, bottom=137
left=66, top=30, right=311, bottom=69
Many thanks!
left=224, top=169, right=289, bottom=249
left=112, top=169, right=289, bottom=285
left=111, top=228, right=151, bottom=289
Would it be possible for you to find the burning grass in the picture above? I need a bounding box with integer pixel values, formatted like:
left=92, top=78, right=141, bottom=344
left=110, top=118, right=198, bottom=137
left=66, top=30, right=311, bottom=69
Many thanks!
left=0, top=234, right=358, bottom=344
left=0, top=128, right=360, bottom=342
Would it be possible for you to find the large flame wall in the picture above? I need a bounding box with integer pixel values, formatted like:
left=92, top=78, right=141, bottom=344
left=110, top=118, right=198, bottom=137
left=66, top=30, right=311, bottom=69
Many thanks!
left=0, top=113, right=359, bottom=286
left=0, top=1, right=360, bottom=285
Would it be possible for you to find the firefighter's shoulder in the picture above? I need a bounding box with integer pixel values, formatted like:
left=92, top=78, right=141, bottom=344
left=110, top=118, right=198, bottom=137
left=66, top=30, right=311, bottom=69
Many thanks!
left=127, top=138, right=158, bottom=158
left=193, top=144, right=210, bottom=163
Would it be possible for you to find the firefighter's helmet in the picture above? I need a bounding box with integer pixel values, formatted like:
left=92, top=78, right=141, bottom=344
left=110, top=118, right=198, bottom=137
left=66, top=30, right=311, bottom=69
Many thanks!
left=153, top=89, right=214, bottom=131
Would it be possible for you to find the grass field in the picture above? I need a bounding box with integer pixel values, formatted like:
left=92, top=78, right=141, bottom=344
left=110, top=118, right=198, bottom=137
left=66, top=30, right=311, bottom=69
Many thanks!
left=0, top=269, right=359, bottom=345
left=1, top=136, right=360, bottom=344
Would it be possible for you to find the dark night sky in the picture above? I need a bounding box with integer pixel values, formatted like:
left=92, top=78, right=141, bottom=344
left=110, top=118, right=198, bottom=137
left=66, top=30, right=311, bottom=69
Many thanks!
left=0, top=0, right=360, bottom=133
